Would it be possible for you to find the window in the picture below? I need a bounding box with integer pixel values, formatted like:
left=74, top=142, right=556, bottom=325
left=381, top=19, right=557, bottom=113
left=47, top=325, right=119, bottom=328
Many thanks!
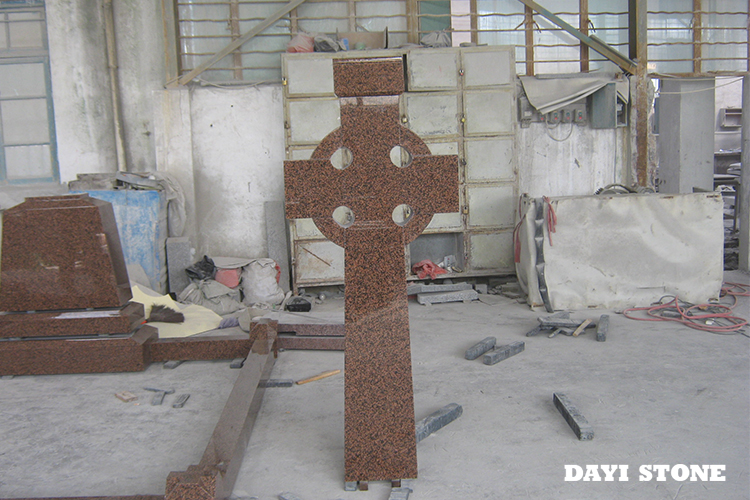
left=0, top=0, right=58, bottom=184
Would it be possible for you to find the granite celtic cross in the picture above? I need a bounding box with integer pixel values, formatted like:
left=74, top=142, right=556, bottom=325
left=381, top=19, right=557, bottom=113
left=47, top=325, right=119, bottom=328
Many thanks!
left=284, top=57, right=459, bottom=485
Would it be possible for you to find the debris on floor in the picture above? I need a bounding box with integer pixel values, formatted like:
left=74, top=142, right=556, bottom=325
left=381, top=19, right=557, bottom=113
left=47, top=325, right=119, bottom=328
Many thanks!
left=483, top=341, right=525, bottom=365
left=526, top=311, right=604, bottom=339
left=415, top=403, right=463, bottom=443
left=388, top=487, right=413, bottom=500
left=296, top=369, right=341, bottom=385
left=144, top=386, right=175, bottom=406
left=278, top=492, right=304, bottom=500
left=172, top=394, right=190, bottom=408
left=406, top=282, right=473, bottom=295
left=114, top=391, right=137, bottom=403
left=163, top=360, right=184, bottom=369
left=259, top=379, right=295, bottom=388
left=553, top=393, right=594, bottom=441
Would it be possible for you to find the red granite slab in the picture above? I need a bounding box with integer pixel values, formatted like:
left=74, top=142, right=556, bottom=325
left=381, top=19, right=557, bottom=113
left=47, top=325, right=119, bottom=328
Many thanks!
left=277, top=334, right=345, bottom=350
left=0, top=302, right=144, bottom=339
left=333, top=57, right=405, bottom=97
left=147, top=333, right=254, bottom=362
left=0, top=326, right=156, bottom=376
left=277, top=323, right=345, bottom=336
left=0, top=194, right=131, bottom=312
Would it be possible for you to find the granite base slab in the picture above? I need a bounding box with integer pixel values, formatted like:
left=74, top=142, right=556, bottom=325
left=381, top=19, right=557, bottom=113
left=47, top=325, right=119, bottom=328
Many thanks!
left=0, top=302, right=144, bottom=339
left=277, top=334, right=345, bottom=351
left=278, top=323, right=345, bottom=336
left=147, top=333, right=255, bottom=362
left=0, top=326, right=156, bottom=376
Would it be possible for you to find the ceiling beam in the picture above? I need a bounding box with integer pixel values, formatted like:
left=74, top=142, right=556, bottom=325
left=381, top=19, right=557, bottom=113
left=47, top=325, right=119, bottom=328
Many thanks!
left=517, top=0, right=637, bottom=74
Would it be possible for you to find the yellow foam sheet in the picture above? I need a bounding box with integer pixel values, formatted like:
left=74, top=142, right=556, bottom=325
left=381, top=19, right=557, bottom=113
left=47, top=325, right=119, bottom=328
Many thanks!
left=130, top=284, right=222, bottom=339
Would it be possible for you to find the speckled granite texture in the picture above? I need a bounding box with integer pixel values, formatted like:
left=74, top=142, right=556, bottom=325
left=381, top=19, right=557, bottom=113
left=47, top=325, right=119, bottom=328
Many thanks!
left=278, top=323, right=345, bottom=336
left=277, top=334, right=345, bottom=350
left=148, top=333, right=254, bottom=362
left=284, top=57, right=459, bottom=483
left=0, top=326, right=156, bottom=376
left=0, top=302, right=144, bottom=339
left=332, top=57, right=405, bottom=97
left=0, top=194, right=131, bottom=312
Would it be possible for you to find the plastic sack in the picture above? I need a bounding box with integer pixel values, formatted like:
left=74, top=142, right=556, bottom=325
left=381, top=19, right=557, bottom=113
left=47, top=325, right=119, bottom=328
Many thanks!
left=287, top=33, right=314, bottom=53
left=242, top=258, right=285, bottom=306
left=420, top=30, right=452, bottom=48
left=412, top=259, right=448, bottom=280
left=178, top=279, right=243, bottom=315
left=314, top=34, right=343, bottom=52
left=186, top=255, right=215, bottom=281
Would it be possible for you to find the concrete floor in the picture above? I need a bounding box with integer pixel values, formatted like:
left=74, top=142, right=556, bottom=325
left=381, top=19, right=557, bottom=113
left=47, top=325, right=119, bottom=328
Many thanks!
left=1, top=270, right=749, bottom=500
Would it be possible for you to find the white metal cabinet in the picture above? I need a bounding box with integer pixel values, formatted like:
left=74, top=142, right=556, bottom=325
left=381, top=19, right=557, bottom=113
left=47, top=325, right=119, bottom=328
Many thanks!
left=282, top=47, right=517, bottom=291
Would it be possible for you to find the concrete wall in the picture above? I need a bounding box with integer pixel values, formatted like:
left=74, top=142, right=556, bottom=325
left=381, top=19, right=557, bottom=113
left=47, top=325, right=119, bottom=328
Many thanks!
left=46, top=0, right=165, bottom=182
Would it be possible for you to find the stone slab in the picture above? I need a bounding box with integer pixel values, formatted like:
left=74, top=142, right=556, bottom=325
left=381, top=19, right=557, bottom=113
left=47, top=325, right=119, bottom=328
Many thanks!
left=0, top=326, right=156, bottom=376
left=265, top=200, right=291, bottom=293
left=464, top=336, right=496, bottom=360
left=0, top=194, right=131, bottom=312
left=553, top=392, right=594, bottom=441
left=147, top=333, right=254, bottom=362
left=417, top=289, right=478, bottom=305
left=596, top=314, right=609, bottom=342
left=0, top=302, right=144, bottom=339
left=277, top=323, right=345, bottom=336
left=483, top=341, right=525, bottom=365
left=166, top=236, right=192, bottom=296
left=406, top=282, right=472, bottom=295
left=277, top=334, right=345, bottom=351
left=415, top=403, right=463, bottom=443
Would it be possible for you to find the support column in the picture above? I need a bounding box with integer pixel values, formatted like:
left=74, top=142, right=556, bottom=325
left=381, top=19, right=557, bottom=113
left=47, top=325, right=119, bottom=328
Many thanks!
left=739, top=74, right=749, bottom=271
left=657, top=79, right=715, bottom=194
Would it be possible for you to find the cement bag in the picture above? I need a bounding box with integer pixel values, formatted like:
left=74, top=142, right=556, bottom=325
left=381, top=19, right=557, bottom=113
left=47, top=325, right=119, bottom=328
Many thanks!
left=242, top=258, right=284, bottom=306
left=178, top=279, right=244, bottom=315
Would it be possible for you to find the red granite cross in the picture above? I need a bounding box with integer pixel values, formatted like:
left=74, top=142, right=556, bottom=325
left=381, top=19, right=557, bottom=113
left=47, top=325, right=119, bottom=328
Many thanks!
left=284, top=57, right=458, bottom=485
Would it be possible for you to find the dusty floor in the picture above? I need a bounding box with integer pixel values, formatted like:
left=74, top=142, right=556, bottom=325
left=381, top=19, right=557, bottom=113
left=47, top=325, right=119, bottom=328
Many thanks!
left=1, top=271, right=749, bottom=500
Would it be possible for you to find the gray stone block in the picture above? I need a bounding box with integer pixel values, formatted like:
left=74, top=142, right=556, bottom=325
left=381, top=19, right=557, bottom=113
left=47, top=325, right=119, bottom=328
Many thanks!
left=279, top=493, right=304, bottom=500
left=407, top=282, right=472, bottom=295
left=166, top=236, right=192, bottom=296
left=596, top=314, right=609, bottom=342
left=483, top=341, right=525, bottom=365
left=417, top=289, right=478, bottom=305
left=388, top=488, right=413, bottom=500
left=259, top=379, right=295, bottom=388
left=415, top=403, right=463, bottom=443
left=474, top=283, right=488, bottom=294
left=465, top=336, right=496, bottom=360
left=553, top=393, right=594, bottom=440
left=265, top=200, right=291, bottom=293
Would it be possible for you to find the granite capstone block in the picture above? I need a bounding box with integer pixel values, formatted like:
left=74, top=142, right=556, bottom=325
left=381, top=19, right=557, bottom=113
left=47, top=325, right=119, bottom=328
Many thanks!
left=465, top=336, right=496, bottom=360
left=332, top=57, right=406, bottom=97
left=482, top=341, right=525, bottom=365
left=415, top=403, right=463, bottom=443
left=553, top=393, right=594, bottom=441
left=0, top=302, right=144, bottom=339
left=417, top=289, right=478, bottom=305
left=0, top=194, right=131, bottom=312
left=284, top=56, right=459, bottom=484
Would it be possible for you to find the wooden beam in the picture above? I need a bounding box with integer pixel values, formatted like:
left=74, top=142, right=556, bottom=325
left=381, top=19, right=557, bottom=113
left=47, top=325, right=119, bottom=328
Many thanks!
left=406, top=0, right=419, bottom=44
left=230, top=0, right=243, bottom=80
left=177, top=0, right=309, bottom=85
left=692, top=0, right=702, bottom=74
left=524, top=5, right=534, bottom=76
left=580, top=0, right=589, bottom=72
left=161, top=0, right=181, bottom=88
left=630, top=0, right=649, bottom=187
left=518, top=0, right=637, bottom=74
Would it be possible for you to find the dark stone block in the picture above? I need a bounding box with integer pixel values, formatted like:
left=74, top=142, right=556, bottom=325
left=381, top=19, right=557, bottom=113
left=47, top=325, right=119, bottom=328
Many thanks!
left=465, top=336, right=496, bottom=360
left=553, top=393, right=594, bottom=441
left=415, top=403, right=463, bottom=443
left=483, top=341, right=525, bottom=365
left=597, top=314, right=609, bottom=342
left=0, top=194, right=131, bottom=312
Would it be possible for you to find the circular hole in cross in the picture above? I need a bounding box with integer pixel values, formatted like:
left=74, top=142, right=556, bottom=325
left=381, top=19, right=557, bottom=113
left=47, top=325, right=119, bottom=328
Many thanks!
left=391, top=204, right=413, bottom=226
left=389, top=146, right=412, bottom=168
left=330, top=147, right=353, bottom=170
left=333, top=206, right=355, bottom=228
